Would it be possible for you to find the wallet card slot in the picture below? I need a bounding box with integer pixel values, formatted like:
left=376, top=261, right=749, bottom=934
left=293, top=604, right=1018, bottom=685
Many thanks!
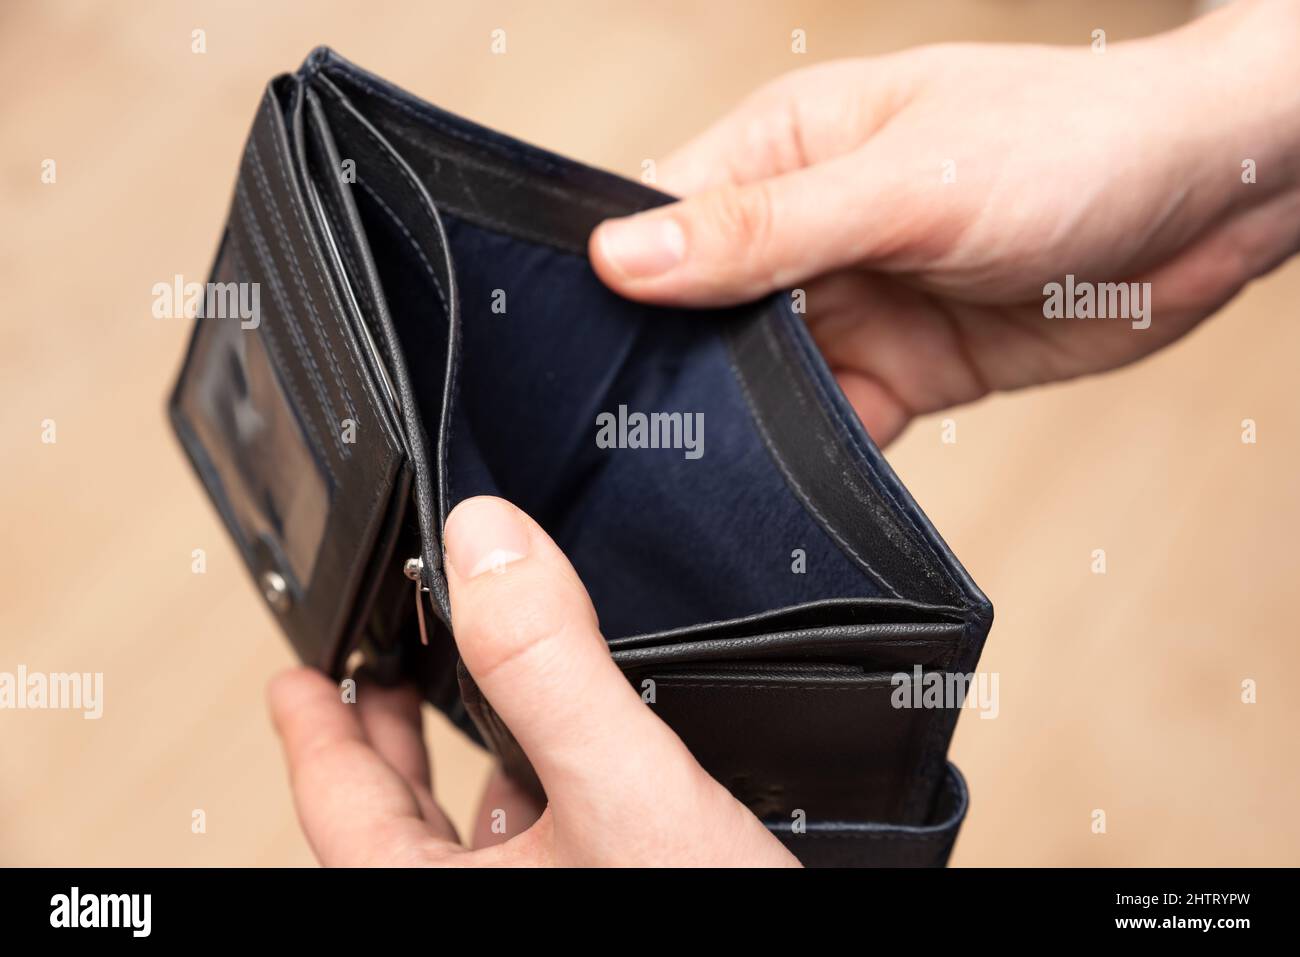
left=296, top=84, right=402, bottom=429
left=634, top=663, right=953, bottom=824
left=606, top=596, right=966, bottom=651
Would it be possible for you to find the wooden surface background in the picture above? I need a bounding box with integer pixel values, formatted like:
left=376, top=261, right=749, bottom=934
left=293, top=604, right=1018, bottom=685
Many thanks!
left=3, top=0, right=1296, bottom=866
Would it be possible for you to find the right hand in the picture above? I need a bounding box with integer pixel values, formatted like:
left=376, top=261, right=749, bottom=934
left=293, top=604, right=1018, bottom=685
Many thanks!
left=591, top=0, right=1300, bottom=445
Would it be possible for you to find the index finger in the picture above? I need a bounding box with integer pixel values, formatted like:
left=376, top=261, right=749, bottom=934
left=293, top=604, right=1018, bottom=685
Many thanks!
left=267, top=667, right=461, bottom=866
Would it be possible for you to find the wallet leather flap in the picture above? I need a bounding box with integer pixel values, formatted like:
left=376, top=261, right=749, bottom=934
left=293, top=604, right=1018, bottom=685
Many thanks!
left=170, top=86, right=410, bottom=673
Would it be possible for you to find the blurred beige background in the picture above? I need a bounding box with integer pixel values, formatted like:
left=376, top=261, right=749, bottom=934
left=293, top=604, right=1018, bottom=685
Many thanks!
left=2, top=0, right=1296, bottom=866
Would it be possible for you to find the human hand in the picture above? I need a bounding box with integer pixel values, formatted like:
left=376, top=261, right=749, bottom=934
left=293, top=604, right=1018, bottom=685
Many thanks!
left=590, top=0, right=1300, bottom=445
left=268, top=495, right=799, bottom=867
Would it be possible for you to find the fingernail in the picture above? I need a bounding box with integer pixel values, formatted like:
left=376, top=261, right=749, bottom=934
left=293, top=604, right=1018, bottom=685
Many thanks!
left=596, top=215, right=685, bottom=279
left=445, top=497, right=531, bottom=579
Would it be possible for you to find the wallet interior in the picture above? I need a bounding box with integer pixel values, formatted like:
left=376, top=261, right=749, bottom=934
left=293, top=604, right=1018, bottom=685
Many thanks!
left=305, top=63, right=972, bottom=642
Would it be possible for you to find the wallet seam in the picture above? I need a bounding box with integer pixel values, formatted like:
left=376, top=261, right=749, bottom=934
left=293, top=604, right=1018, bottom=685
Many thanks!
left=722, top=317, right=907, bottom=601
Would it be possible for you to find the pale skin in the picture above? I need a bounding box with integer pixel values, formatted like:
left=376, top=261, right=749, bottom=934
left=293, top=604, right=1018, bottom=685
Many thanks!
left=270, top=0, right=1300, bottom=865
left=591, top=0, right=1300, bottom=445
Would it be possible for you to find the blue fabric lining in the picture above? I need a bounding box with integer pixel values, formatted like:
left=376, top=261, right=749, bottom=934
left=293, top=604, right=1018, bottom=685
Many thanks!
left=439, top=214, right=880, bottom=638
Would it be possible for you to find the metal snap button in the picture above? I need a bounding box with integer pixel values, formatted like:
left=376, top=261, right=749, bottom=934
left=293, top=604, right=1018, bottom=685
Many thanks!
left=260, top=570, right=291, bottom=613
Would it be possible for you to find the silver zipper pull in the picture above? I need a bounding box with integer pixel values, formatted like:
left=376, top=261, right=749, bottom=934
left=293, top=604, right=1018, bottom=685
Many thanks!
left=404, top=556, right=430, bottom=645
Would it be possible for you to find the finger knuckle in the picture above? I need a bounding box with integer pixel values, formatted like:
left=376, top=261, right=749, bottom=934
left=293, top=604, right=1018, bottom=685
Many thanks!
left=708, top=182, right=776, bottom=263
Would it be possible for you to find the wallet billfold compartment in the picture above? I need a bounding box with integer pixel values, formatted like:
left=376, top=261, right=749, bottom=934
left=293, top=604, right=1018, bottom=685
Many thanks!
left=170, top=47, right=993, bottom=867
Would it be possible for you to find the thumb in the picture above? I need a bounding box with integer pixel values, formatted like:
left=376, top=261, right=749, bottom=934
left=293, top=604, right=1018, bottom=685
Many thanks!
left=590, top=147, right=911, bottom=307
left=442, top=496, right=705, bottom=812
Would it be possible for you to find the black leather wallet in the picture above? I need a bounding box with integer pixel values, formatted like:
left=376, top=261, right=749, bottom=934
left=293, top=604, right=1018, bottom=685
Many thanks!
left=170, top=47, right=993, bottom=867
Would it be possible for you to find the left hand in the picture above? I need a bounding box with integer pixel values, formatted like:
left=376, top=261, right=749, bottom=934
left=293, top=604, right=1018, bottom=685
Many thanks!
left=267, top=495, right=799, bottom=867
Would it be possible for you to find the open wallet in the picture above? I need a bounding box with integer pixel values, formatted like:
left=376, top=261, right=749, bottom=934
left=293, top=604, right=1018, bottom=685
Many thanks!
left=169, top=47, right=993, bottom=868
